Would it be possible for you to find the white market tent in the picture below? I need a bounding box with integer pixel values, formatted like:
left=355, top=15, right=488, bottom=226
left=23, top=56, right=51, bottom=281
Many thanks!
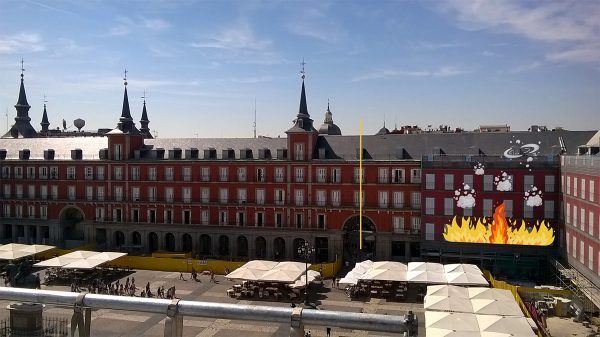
left=426, top=285, right=470, bottom=299
left=471, top=298, right=524, bottom=317
left=225, top=267, right=266, bottom=281
left=0, top=250, right=32, bottom=260
left=425, top=311, right=480, bottom=332
left=408, top=262, right=445, bottom=273
left=425, top=313, right=536, bottom=337
left=0, top=243, right=55, bottom=261
left=360, top=268, right=407, bottom=282
left=62, top=259, right=107, bottom=270
left=258, top=268, right=304, bottom=283
left=444, top=264, right=483, bottom=275
left=275, top=261, right=309, bottom=272
left=426, top=328, right=483, bottom=337
left=225, top=260, right=316, bottom=284
left=425, top=286, right=525, bottom=316
left=371, top=261, right=407, bottom=271
left=33, top=250, right=127, bottom=270
left=0, top=243, right=29, bottom=252
left=425, top=295, right=474, bottom=313
left=468, top=288, right=514, bottom=301
left=476, top=315, right=536, bottom=336
left=34, top=256, right=81, bottom=268
left=243, top=260, right=279, bottom=271
left=446, top=272, right=489, bottom=286
left=406, top=270, right=447, bottom=284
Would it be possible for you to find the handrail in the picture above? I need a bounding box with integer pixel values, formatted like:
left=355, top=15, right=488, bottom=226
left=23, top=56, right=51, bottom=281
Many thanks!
left=0, top=287, right=417, bottom=336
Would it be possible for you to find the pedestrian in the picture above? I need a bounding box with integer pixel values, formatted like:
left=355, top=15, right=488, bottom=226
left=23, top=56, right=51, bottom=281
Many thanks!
left=180, top=272, right=185, bottom=280
left=326, top=327, right=331, bottom=336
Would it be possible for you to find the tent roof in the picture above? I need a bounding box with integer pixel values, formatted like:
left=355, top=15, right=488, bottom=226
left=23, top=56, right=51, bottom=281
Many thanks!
left=425, top=311, right=480, bottom=331
left=444, top=264, right=483, bottom=275
left=471, top=299, right=523, bottom=316
left=360, top=268, right=407, bottom=282
left=425, top=296, right=474, bottom=313
left=34, top=256, right=80, bottom=268
left=17, top=244, right=55, bottom=254
left=275, top=261, right=309, bottom=272
left=62, top=259, right=107, bottom=270
left=0, top=243, right=29, bottom=252
left=468, top=288, right=514, bottom=301
left=258, top=268, right=303, bottom=283
left=476, top=315, right=535, bottom=335
left=426, top=285, right=470, bottom=299
left=408, top=262, right=445, bottom=273
left=407, top=270, right=447, bottom=284
left=371, top=261, right=407, bottom=271
left=225, top=267, right=267, bottom=281
left=60, top=251, right=99, bottom=259
left=0, top=250, right=32, bottom=260
left=446, top=272, right=489, bottom=286
left=243, top=260, right=279, bottom=271
left=426, top=328, right=483, bottom=337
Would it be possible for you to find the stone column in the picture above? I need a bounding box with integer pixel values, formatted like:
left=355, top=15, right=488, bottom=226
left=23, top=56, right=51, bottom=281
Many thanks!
left=211, top=234, right=219, bottom=257
left=248, top=235, right=256, bottom=258
left=266, top=235, right=274, bottom=260
left=7, top=303, right=45, bottom=336
left=175, top=232, right=182, bottom=252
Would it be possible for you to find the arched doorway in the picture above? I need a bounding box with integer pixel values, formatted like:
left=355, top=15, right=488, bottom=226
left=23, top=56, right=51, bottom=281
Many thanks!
left=218, top=235, right=229, bottom=257
left=342, top=215, right=377, bottom=262
left=165, top=233, right=175, bottom=251
left=199, top=234, right=211, bottom=255
left=274, top=237, right=285, bottom=261
left=114, top=231, right=125, bottom=248
left=293, top=238, right=306, bottom=260
left=59, top=206, right=85, bottom=241
left=148, top=232, right=158, bottom=252
left=255, top=236, right=266, bottom=259
left=131, top=232, right=142, bottom=246
left=182, top=233, right=192, bottom=252
left=237, top=236, right=248, bottom=257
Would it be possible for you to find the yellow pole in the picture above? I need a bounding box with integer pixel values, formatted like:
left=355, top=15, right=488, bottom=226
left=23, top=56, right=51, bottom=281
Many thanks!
left=359, top=120, right=363, bottom=251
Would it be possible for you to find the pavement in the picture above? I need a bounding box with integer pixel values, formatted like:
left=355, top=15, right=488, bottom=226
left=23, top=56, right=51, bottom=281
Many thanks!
left=0, top=269, right=425, bottom=337
left=546, top=316, right=598, bottom=337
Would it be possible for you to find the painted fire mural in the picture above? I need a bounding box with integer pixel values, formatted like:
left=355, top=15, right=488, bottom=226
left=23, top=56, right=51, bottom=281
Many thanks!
left=443, top=202, right=555, bottom=246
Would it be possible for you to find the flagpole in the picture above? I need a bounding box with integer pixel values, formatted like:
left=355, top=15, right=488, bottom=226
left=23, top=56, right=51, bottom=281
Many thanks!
left=359, top=120, right=363, bottom=252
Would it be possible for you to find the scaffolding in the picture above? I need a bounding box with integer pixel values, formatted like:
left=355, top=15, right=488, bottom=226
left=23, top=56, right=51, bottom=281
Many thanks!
left=554, top=259, right=600, bottom=313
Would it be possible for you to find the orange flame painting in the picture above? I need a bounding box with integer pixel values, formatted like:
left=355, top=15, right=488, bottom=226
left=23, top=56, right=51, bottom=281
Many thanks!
left=444, top=202, right=554, bottom=246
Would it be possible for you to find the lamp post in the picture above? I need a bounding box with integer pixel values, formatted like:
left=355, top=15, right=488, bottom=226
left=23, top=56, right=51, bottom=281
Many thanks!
left=297, top=240, right=315, bottom=307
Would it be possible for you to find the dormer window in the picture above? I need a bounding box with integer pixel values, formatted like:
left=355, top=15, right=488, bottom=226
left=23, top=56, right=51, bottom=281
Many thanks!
left=114, top=144, right=122, bottom=160
left=294, top=143, right=305, bottom=161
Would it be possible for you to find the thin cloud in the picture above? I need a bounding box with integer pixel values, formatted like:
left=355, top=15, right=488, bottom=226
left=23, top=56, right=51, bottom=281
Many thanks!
left=438, top=0, right=600, bottom=63
left=23, top=0, right=79, bottom=16
left=352, top=66, right=469, bottom=82
left=190, top=24, right=271, bottom=51
left=0, top=32, right=45, bottom=54
left=110, top=16, right=170, bottom=36
left=285, top=5, right=345, bottom=43
left=510, top=61, right=542, bottom=74
left=410, top=41, right=465, bottom=50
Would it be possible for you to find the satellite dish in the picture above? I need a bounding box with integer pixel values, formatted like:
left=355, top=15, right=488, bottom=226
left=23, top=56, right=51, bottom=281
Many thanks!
left=74, top=118, right=85, bottom=132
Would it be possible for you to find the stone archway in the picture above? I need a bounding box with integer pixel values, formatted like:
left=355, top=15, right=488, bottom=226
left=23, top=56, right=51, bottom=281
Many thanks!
left=148, top=232, right=159, bottom=252
left=237, top=236, right=248, bottom=258
left=342, top=215, right=377, bottom=262
left=218, top=235, right=230, bottom=257
left=274, top=237, right=285, bottom=261
left=182, top=233, right=192, bottom=252
left=131, top=232, right=142, bottom=246
left=255, top=236, right=266, bottom=259
left=199, top=234, right=211, bottom=255
left=165, top=233, right=176, bottom=252
left=59, top=206, right=85, bottom=241
left=114, top=231, right=125, bottom=248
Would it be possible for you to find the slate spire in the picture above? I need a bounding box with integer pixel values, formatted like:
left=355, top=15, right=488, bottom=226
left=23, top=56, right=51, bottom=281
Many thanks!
left=286, top=59, right=316, bottom=133
left=40, top=96, right=50, bottom=132
left=116, top=69, right=138, bottom=133
left=139, top=90, right=152, bottom=138
left=3, top=59, right=38, bottom=138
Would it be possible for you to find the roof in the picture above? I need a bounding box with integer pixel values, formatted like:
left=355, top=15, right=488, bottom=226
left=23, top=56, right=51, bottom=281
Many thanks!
left=0, top=137, right=108, bottom=160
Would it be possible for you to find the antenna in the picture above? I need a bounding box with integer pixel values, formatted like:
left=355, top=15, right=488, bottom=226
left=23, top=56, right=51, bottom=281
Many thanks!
left=123, top=68, right=128, bottom=86
left=20, top=58, right=25, bottom=79
left=253, top=97, right=257, bottom=139
left=141, top=90, right=148, bottom=103
left=300, top=59, right=306, bottom=79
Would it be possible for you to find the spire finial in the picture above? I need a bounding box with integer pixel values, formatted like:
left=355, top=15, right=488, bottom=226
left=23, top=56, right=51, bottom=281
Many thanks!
left=20, top=58, right=25, bottom=79
left=327, top=98, right=330, bottom=112
left=43, top=94, right=47, bottom=108
left=141, top=89, right=147, bottom=104
left=123, top=68, right=128, bottom=86
left=300, top=59, right=306, bottom=80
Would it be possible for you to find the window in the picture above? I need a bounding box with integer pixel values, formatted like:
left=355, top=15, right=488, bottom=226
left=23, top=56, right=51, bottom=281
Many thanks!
left=444, top=174, right=454, bottom=190
left=201, top=188, right=209, bottom=203
left=544, top=200, right=554, bottom=219
left=131, top=167, right=140, bottom=181
left=40, top=185, right=47, bottom=200
left=316, top=167, right=326, bottom=183
left=379, top=191, right=389, bottom=208
left=201, top=167, right=210, bottom=181
left=567, top=176, right=571, bottom=195
left=589, top=246, right=594, bottom=270
left=444, top=198, right=453, bottom=216
left=463, top=174, right=473, bottom=188
left=51, top=185, right=58, bottom=200
left=165, top=187, right=174, bottom=202
left=95, top=207, right=105, bottom=221
left=114, top=186, right=123, bottom=201
left=219, top=188, right=228, bottom=203
left=28, top=205, right=35, bottom=219
left=26, top=166, right=35, bottom=179
left=256, top=189, right=265, bottom=205
left=317, top=214, right=326, bottom=229
left=84, top=167, right=93, bottom=180
left=86, top=186, right=93, bottom=201
left=3, top=204, right=10, bottom=218
left=95, top=166, right=104, bottom=180
left=581, top=179, right=587, bottom=199
left=50, top=166, right=58, bottom=180
left=504, top=200, right=513, bottom=217
left=483, top=199, right=493, bottom=217
left=523, top=200, right=533, bottom=218
left=39, top=167, right=48, bottom=179
left=331, top=190, right=341, bottom=207
left=132, top=187, right=140, bottom=202
left=294, top=143, right=305, bottom=161
left=68, top=186, right=76, bottom=200
left=411, top=192, right=421, bottom=209
left=67, top=167, right=76, bottom=180
left=295, top=167, right=304, bottom=182
left=165, top=167, right=174, bottom=181
left=413, top=217, right=422, bottom=231
left=148, top=209, right=156, bottom=223
left=354, top=191, right=365, bottom=207
left=393, top=191, right=404, bottom=208
left=113, top=208, right=122, bottom=222
left=275, top=189, right=285, bottom=205
left=566, top=203, right=571, bottom=224
left=114, top=144, right=122, bottom=160
left=483, top=175, right=493, bottom=191
left=237, top=188, right=247, bottom=204
left=147, top=187, right=156, bottom=202
left=574, top=177, right=579, bottom=197
left=425, top=198, right=435, bottom=215
left=1, top=167, right=10, bottom=179
left=15, top=166, right=23, bottom=179
left=378, top=168, right=389, bottom=183
left=183, top=167, right=192, bottom=182
left=354, top=168, right=365, bottom=183
left=236, top=212, right=245, bottom=226
left=40, top=205, right=47, bottom=220
left=331, top=168, right=341, bottom=183
left=392, top=169, right=404, bottom=183
left=256, top=212, right=264, bottom=227
left=581, top=208, right=586, bottom=231
left=572, top=235, right=576, bottom=258
left=183, top=187, right=191, bottom=203
left=256, top=168, right=265, bottom=182
left=219, top=211, right=228, bottom=225
left=113, top=166, right=123, bottom=180
left=524, top=175, right=534, bottom=191
left=295, top=189, right=304, bottom=206
left=411, top=169, right=421, bottom=183
left=219, top=167, right=228, bottom=181
left=393, top=216, right=405, bottom=233
left=425, top=174, right=435, bottom=190
left=590, top=181, right=595, bottom=202
left=129, top=209, right=139, bottom=223
left=164, top=209, right=173, bottom=224
left=295, top=213, right=303, bottom=228
left=201, top=210, right=209, bottom=225
left=580, top=241, right=584, bottom=264
left=425, top=223, right=434, bottom=240
left=275, top=167, right=284, bottom=182
left=28, top=185, right=35, bottom=199
left=3, top=184, right=10, bottom=198
left=237, top=167, right=247, bottom=182
left=148, top=167, right=156, bottom=181
left=275, top=213, right=283, bottom=228
left=545, top=175, right=555, bottom=192
left=589, top=211, right=595, bottom=237
left=316, top=190, right=326, bottom=206
left=574, top=205, right=579, bottom=227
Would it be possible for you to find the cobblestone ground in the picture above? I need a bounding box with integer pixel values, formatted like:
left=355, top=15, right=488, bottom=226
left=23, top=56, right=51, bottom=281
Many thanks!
left=0, top=269, right=425, bottom=337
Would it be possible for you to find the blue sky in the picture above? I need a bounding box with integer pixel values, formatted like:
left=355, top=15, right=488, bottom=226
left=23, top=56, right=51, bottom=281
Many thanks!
left=0, top=0, right=598, bottom=138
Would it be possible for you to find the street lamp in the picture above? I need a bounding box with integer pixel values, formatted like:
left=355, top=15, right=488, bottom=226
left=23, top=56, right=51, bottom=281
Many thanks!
left=297, top=240, right=315, bottom=307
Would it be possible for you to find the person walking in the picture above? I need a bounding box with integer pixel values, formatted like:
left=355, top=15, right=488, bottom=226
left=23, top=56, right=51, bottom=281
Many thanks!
left=326, top=327, right=331, bottom=336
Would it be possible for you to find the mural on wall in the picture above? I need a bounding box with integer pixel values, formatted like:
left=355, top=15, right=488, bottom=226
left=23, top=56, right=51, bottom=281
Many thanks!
left=503, top=137, right=542, bottom=171
left=443, top=202, right=554, bottom=246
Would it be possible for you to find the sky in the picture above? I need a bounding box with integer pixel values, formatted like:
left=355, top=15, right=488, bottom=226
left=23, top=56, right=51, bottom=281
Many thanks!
left=0, top=0, right=598, bottom=138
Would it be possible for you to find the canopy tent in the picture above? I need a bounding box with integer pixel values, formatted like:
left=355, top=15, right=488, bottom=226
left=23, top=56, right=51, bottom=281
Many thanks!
left=242, top=260, right=279, bottom=271
left=408, top=262, right=445, bottom=273
left=360, top=268, right=407, bottom=282
left=0, top=250, right=32, bottom=260
left=426, top=328, right=483, bottom=337
left=479, top=332, right=535, bottom=337
left=444, top=264, right=483, bottom=275
left=476, top=315, right=536, bottom=336
left=425, top=295, right=474, bottom=313
left=86, top=252, right=127, bottom=261
left=33, top=250, right=127, bottom=269
left=59, top=251, right=99, bottom=259
left=407, top=270, right=447, bottom=284
left=338, top=276, right=359, bottom=287
left=275, top=261, right=309, bottom=272
left=426, top=285, right=470, bottom=299
left=17, top=244, right=54, bottom=255
left=0, top=243, right=56, bottom=260
left=425, top=311, right=480, bottom=331
left=446, top=272, right=489, bottom=286
left=371, top=261, right=407, bottom=271
left=62, top=259, right=107, bottom=270
left=258, top=268, right=303, bottom=283
left=0, top=243, right=29, bottom=251
left=471, top=299, right=524, bottom=317
left=34, top=256, right=81, bottom=268
left=468, top=288, right=514, bottom=301
left=290, top=272, right=321, bottom=289
left=225, top=267, right=267, bottom=281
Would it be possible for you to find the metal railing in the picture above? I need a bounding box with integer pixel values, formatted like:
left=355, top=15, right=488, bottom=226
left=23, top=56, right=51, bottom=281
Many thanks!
left=0, top=287, right=417, bottom=337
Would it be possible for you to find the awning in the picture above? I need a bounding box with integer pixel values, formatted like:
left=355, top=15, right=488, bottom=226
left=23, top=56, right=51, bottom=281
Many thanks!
left=275, top=261, right=309, bottom=272
left=476, top=315, right=536, bottom=336
left=34, top=256, right=81, bottom=268
left=468, top=288, right=514, bottom=301
left=408, top=262, right=445, bottom=273
left=360, top=268, right=407, bottom=282
left=471, top=299, right=524, bottom=316
left=446, top=272, right=489, bottom=286
left=407, top=270, right=447, bottom=284
left=0, top=250, right=32, bottom=260
left=62, top=259, right=108, bottom=270
left=425, top=311, right=480, bottom=331
left=371, top=261, right=407, bottom=271
left=258, top=268, right=303, bottom=283
left=426, top=285, right=470, bottom=299
left=425, top=295, right=474, bottom=313
left=242, top=260, right=279, bottom=271
left=225, top=267, right=266, bottom=281
left=444, top=264, right=483, bottom=275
